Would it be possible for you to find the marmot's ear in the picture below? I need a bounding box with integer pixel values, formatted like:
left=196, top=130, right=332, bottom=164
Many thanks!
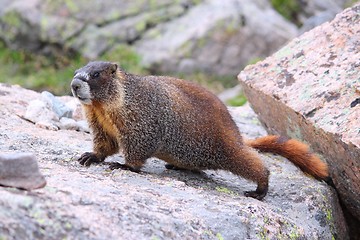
left=110, top=63, right=118, bottom=74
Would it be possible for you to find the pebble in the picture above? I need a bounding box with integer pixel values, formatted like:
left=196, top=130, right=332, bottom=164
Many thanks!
left=41, top=91, right=73, bottom=118
left=24, top=99, right=59, bottom=123
left=24, top=92, right=88, bottom=132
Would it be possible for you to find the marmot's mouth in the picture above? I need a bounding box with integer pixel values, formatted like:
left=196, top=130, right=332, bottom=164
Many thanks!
left=76, top=94, right=88, bottom=101
left=77, top=95, right=92, bottom=105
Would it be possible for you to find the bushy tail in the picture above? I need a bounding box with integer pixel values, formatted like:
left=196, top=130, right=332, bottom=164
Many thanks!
left=245, top=135, right=329, bottom=180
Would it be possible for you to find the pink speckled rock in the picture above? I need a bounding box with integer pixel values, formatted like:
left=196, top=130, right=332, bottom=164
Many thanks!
left=239, top=3, right=360, bottom=224
left=0, top=83, right=348, bottom=239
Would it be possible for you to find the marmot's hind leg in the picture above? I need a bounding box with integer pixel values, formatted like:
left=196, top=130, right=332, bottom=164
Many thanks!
left=226, top=147, right=270, bottom=200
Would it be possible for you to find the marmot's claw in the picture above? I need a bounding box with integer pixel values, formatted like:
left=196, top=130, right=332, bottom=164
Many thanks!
left=78, top=152, right=101, bottom=166
left=244, top=190, right=266, bottom=200
left=109, top=162, right=140, bottom=173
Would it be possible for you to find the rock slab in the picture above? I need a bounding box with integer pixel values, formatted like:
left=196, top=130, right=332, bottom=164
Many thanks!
left=238, top=3, right=360, bottom=224
left=0, top=83, right=349, bottom=239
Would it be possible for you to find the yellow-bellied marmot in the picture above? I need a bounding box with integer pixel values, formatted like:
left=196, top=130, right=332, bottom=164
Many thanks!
left=71, top=61, right=330, bottom=200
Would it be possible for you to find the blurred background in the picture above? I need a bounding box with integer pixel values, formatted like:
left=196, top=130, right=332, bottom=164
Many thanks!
left=0, top=0, right=356, bottom=105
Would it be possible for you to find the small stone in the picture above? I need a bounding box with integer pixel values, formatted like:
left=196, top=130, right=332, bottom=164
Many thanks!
left=41, top=91, right=73, bottom=119
left=76, top=120, right=90, bottom=133
left=0, top=153, right=46, bottom=190
left=24, top=99, right=59, bottom=123
left=59, top=117, right=78, bottom=131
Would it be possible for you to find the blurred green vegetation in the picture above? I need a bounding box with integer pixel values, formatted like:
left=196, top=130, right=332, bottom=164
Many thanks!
left=226, top=94, right=247, bottom=107
left=271, top=0, right=301, bottom=26
left=345, top=0, right=360, bottom=8
left=0, top=42, right=152, bottom=95
left=0, top=42, right=243, bottom=102
left=101, top=44, right=149, bottom=76
left=174, top=71, right=238, bottom=94
left=0, top=41, right=87, bottom=95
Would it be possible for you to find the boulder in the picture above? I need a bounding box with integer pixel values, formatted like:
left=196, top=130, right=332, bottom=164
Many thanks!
left=238, top=3, right=360, bottom=231
left=0, top=0, right=196, bottom=59
left=0, top=83, right=349, bottom=239
left=135, top=0, right=298, bottom=75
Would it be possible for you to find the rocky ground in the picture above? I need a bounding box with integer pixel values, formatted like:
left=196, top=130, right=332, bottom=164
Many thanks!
left=0, top=83, right=348, bottom=239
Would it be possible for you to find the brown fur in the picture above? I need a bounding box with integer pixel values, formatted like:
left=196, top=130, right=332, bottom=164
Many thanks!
left=82, top=102, right=121, bottom=161
left=72, top=61, right=330, bottom=200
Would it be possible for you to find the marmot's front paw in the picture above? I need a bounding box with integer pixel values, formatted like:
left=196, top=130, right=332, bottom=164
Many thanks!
left=244, top=190, right=266, bottom=200
left=108, top=162, right=141, bottom=173
left=78, top=152, right=101, bottom=166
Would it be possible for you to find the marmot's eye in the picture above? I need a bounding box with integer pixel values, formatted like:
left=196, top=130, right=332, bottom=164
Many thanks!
left=93, top=72, right=100, bottom=78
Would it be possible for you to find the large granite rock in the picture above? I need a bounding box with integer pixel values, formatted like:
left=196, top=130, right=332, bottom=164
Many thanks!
left=0, top=0, right=196, bottom=58
left=238, top=3, right=360, bottom=230
left=135, top=0, right=298, bottom=75
left=0, top=83, right=348, bottom=239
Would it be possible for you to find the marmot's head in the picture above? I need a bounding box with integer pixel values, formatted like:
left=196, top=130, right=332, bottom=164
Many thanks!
left=71, top=61, right=120, bottom=105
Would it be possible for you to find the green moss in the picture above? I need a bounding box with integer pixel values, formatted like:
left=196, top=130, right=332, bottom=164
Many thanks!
left=216, top=233, right=224, bottom=240
left=326, top=209, right=333, bottom=222
left=284, top=221, right=302, bottom=240
left=30, top=208, right=48, bottom=226
left=2, top=11, right=22, bottom=28
left=215, top=186, right=238, bottom=196
left=202, top=230, right=213, bottom=236
left=201, top=230, right=224, bottom=239
left=257, top=227, right=270, bottom=240
left=134, top=20, right=147, bottom=32
left=64, top=0, right=78, bottom=12
left=289, top=231, right=301, bottom=240
left=226, top=94, right=247, bottom=106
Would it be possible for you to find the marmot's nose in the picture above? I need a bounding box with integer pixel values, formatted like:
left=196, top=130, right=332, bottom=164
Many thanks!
left=71, top=78, right=82, bottom=92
